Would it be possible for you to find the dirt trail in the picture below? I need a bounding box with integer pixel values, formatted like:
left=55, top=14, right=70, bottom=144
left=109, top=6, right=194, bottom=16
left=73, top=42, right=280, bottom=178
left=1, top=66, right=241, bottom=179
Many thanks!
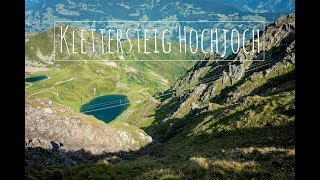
left=27, top=78, right=75, bottom=98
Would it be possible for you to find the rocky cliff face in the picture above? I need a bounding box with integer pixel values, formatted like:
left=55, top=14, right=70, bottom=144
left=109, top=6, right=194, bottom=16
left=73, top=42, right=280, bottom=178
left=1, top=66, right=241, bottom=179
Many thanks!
left=25, top=98, right=152, bottom=166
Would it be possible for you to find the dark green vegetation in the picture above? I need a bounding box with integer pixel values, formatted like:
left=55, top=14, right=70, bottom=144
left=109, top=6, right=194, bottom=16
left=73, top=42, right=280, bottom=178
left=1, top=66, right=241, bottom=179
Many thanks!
left=25, top=75, right=48, bottom=82
left=25, top=14, right=295, bottom=179
left=80, top=94, right=130, bottom=123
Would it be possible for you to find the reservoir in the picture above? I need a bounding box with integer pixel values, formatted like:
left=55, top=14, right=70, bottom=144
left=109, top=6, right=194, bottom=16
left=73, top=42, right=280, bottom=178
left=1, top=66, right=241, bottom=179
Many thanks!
left=25, top=75, right=48, bottom=82
left=80, top=94, right=130, bottom=123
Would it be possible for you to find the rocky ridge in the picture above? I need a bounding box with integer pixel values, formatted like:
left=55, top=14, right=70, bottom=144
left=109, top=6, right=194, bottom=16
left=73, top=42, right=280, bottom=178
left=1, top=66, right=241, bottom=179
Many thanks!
left=148, top=13, right=295, bottom=138
left=25, top=98, right=152, bottom=166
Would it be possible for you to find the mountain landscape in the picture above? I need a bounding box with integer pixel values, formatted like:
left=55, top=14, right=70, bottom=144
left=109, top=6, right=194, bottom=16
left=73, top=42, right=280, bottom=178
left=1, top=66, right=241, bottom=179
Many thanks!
left=211, top=0, right=295, bottom=13
left=25, top=0, right=295, bottom=179
left=25, top=0, right=292, bottom=31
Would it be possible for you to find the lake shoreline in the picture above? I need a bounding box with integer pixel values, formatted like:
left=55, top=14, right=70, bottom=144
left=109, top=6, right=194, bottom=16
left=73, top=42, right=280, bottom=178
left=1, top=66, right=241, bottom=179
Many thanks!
left=80, top=94, right=130, bottom=123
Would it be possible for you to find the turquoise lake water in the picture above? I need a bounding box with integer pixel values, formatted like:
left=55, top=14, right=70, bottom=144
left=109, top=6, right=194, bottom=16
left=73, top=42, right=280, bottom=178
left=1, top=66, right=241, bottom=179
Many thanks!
left=80, top=94, right=130, bottom=123
left=25, top=75, right=48, bottom=82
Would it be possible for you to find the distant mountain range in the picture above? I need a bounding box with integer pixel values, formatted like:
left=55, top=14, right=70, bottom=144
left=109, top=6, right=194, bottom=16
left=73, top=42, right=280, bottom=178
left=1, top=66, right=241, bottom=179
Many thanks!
left=25, top=0, right=294, bottom=31
left=208, top=0, right=295, bottom=13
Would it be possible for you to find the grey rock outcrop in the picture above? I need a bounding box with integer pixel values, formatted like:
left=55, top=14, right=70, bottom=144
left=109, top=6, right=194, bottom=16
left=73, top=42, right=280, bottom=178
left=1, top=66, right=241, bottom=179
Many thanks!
left=25, top=99, right=152, bottom=155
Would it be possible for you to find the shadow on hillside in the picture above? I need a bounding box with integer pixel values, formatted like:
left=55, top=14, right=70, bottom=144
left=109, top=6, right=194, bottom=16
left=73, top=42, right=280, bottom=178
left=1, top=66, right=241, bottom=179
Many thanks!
left=25, top=120, right=294, bottom=167
left=25, top=120, right=295, bottom=179
left=209, top=32, right=295, bottom=105
left=25, top=140, right=158, bottom=168
left=249, top=70, right=295, bottom=97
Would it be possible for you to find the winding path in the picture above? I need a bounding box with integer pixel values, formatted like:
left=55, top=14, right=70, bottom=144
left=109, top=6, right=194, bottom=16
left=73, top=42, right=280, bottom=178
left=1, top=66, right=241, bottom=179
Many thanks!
left=27, top=78, right=75, bottom=98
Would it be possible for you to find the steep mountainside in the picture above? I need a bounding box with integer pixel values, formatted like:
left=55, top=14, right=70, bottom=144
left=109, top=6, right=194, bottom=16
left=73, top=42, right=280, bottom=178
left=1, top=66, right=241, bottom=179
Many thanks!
left=146, top=13, right=295, bottom=136
left=140, top=13, right=295, bottom=178
left=26, top=14, right=295, bottom=179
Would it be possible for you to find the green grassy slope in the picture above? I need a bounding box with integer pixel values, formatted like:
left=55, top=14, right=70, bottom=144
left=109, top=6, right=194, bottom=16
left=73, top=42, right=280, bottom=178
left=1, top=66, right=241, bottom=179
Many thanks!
left=25, top=27, right=196, bottom=114
left=25, top=61, right=192, bottom=112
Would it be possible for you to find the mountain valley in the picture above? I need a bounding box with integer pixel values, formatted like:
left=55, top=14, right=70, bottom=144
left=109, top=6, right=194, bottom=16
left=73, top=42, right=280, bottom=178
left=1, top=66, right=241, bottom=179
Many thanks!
left=25, top=12, right=295, bottom=179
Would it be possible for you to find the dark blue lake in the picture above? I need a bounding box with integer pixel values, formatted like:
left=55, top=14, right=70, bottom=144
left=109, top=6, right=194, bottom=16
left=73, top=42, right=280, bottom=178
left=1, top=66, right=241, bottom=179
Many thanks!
left=80, top=94, right=130, bottom=123
left=25, top=75, right=48, bottom=82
